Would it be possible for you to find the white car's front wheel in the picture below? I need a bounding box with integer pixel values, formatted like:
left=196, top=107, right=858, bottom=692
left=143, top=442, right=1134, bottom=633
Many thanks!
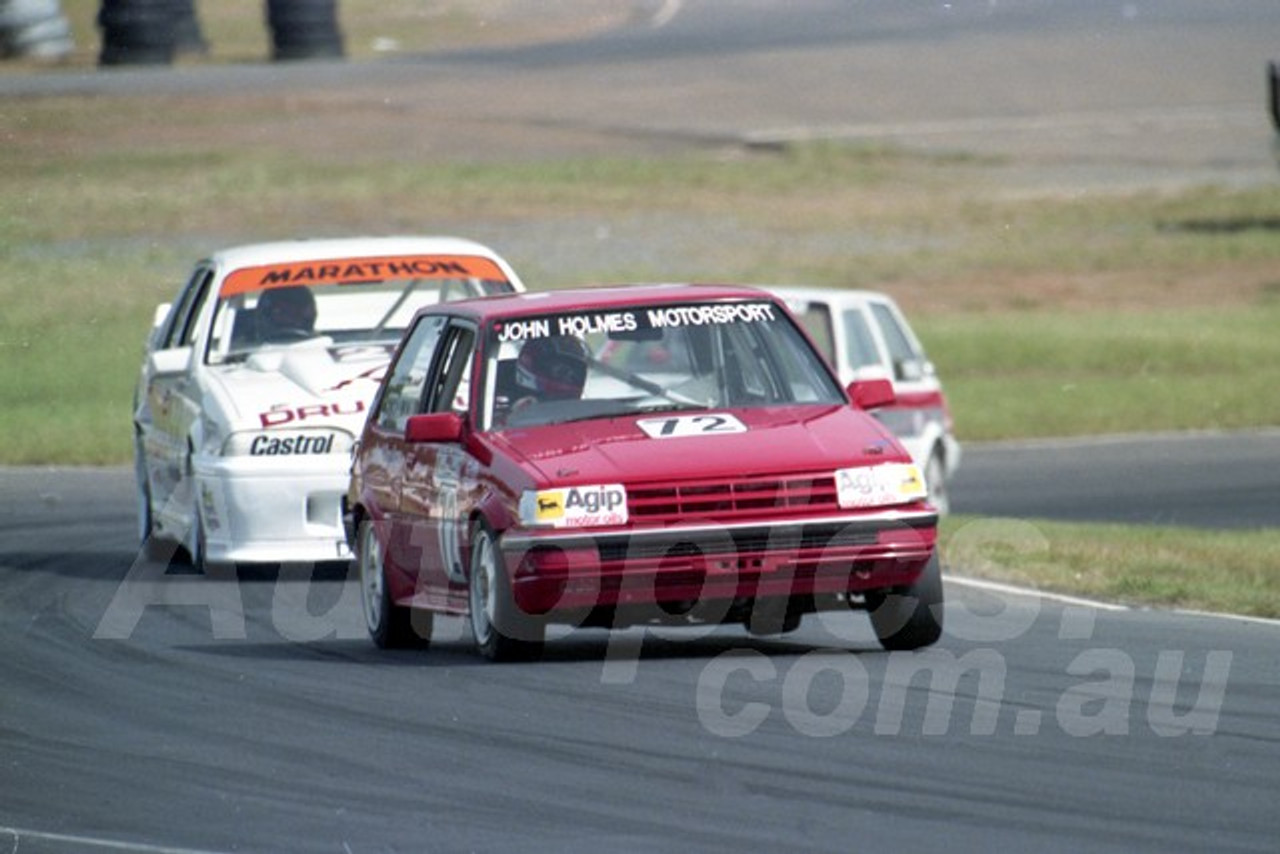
left=133, top=434, right=166, bottom=561
left=184, top=488, right=209, bottom=574
left=925, top=452, right=950, bottom=516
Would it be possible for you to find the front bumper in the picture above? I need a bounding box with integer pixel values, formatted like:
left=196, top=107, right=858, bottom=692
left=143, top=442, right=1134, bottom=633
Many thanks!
left=193, top=453, right=353, bottom=565
left=499, top=508, right=938, bottom=615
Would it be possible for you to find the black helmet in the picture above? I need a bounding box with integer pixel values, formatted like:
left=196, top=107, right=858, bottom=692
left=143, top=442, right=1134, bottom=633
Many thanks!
left=515, top=336, right=589, bottom=400
left=257, top=286, right=317, bottom=340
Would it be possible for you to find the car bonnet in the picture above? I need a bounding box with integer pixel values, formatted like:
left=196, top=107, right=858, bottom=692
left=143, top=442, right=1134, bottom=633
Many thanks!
left=203, top=343, right=389, bottom=432
left=491, top=405, right=908, bottom=486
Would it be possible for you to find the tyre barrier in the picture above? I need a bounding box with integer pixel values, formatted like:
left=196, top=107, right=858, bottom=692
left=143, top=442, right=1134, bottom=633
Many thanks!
left=1269, top=61, right=1280, bottom=135
left=266, top=0, right=344, bottom=62
left=97, top=0, right=178, bottom=65
left=0, top=0, right=74, bottom=60
left=172, top=0, right=207, bottom=56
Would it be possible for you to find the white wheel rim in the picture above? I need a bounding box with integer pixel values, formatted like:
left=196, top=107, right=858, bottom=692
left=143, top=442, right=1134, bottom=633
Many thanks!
left=359, top=525, right=384, bottom=634
left=469, top=532, right=496, bottom=645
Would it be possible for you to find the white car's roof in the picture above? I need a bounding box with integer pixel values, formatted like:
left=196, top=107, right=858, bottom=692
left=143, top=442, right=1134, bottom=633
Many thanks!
left=758, top=284, right=895, bottom=310
left=204, top=236, right=517, bottom=271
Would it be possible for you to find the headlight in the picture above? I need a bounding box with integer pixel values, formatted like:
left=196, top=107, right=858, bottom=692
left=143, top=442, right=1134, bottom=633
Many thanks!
left=519, top=484, right=628, bottom=528
left=221, top=429, right=354, bottom=457
left=835, top=463, right=928, bottom=509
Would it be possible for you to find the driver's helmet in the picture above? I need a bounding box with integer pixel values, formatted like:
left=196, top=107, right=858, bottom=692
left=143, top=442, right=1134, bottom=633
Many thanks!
left=515, top=335, right=589, bottom=401
left=256, top=286, right=317, bottom=341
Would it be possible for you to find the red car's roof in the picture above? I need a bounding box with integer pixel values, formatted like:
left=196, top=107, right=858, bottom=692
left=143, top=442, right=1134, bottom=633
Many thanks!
left=416, top=283, right=778, bottom=323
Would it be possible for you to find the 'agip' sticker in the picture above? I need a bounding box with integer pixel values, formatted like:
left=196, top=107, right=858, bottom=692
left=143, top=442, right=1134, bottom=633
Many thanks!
left=533, top=484, right=628, bottom=528
left=836, top=463, right=928, bottom=509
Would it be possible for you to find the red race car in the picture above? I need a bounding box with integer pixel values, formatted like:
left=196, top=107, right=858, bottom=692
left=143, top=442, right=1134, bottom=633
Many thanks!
left=345, top=284, right=943, bottom=661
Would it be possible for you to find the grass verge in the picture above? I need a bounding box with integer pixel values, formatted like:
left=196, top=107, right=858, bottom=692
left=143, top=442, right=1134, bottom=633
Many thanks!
left=942, top=515, right=1280, bottom=619
left=4, top=139, right=1280, bottom=462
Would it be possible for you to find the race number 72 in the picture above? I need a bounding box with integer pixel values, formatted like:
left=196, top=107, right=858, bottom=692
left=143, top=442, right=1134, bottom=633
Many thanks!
left=636, top=413, right=747, bottom=439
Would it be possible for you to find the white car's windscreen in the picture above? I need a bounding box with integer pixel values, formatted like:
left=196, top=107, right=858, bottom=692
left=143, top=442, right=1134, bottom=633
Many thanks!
left=206, top=275, right=507, bottom=365
left=480, top=300, right=845, bottom=430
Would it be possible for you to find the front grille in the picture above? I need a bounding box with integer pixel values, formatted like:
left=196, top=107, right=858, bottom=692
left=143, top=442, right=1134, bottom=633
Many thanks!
left=628, top=474, right=839, bottom=524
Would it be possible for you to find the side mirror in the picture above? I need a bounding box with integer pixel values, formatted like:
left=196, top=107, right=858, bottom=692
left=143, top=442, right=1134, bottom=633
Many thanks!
left=894, top=359, right=924, bottom=382
left=151, top=303, right=172, bottom=330
left=149, top=347, right=192, bottom=377
left=848, top=378, right=896, bottom=410
left=405, top=412, right=464, bottom=444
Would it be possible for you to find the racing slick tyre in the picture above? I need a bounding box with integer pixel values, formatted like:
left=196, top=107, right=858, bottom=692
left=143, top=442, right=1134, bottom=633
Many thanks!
left=865, top=551, right=944, bottom=651
left=468, top=521, right=544, bottom=662
left=925, top=452, right=950, bottom=516
left=357, top=520, right=429, bottom=649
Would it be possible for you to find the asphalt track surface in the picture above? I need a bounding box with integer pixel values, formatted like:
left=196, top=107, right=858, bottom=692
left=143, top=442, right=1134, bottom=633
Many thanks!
left=4, top=1, right=1280, bottom=851
left=952, top=430, right=1280, bottom=529
left=0, top=465, right=1278, bottom=853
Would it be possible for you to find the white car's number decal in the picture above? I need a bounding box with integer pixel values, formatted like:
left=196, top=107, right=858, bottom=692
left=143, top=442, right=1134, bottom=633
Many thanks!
left=636, top=413, right=746, bottom=439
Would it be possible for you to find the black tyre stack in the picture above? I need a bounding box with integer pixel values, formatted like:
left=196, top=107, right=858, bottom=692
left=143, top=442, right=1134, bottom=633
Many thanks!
left=97, top=0, right=206, bottom=66
left=0, top=0, right=74, bottom=60
left=1269, top=61, right=1280, bottom=135
left=172, top=0, right=207, bottom=56
left=98, top=0, right=175, bottom=65
left=266, top=0, right=343, bottom=62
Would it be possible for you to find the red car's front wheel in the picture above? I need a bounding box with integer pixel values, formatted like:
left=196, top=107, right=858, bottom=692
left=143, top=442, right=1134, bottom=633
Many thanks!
left=468, top=522, right=544, bottom=662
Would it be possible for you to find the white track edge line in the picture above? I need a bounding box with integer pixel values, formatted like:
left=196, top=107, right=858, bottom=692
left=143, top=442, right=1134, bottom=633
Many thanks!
left=0, top=826, right=228, bottom=854
left=949, top=576, right=1280, bottom=626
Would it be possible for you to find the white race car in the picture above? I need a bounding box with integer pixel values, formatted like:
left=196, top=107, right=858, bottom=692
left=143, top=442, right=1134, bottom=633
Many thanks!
left=133, top=236, right=525, bottom=569
left=763, top=285, right=961, bottom=514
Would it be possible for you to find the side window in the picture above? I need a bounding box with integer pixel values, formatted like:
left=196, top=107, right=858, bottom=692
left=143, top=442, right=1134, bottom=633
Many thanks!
left=424, top=325, right=476, bottom=415
left=160, top=268, right=214, bottom=350
left=869, top=302, right=925, bottom=382
left=842, top=309, right=883, bottom=371
left=375, top=315, right=447, bottom=432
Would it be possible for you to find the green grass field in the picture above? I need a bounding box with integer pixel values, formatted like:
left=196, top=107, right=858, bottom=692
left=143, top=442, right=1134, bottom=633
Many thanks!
left=941, top=516, right=1280, bottom=619
left=4, top=141, right=1280, bottom=462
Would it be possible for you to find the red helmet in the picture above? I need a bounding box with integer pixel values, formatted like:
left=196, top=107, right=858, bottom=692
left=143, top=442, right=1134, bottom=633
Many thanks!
left=515, top=336, right=589, bottom=400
